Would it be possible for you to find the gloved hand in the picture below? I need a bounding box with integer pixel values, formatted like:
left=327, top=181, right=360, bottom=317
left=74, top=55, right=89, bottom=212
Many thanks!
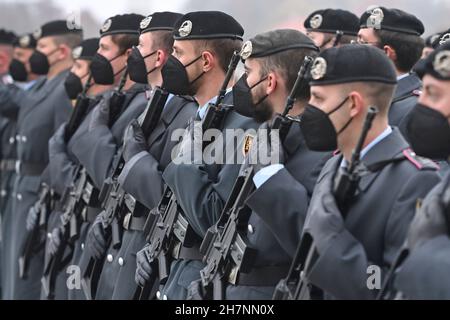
left=89, top=98, right=110, bottom=130
left=406, top=191, right=448, bottom=250
left=86, top=213, right=108, bottom=259
left=251, top=121, right=286, bottom=174
left=49, top=123, right=67, bottom=155
left=304, top=171, right=345, bottom=254
left=26, top=204, right=40, bottom=232
left=135, top=243, right=153, bottom=287
left=48, top=227, right=62, bottom=256
left=123, top=120, right=148, bottom=162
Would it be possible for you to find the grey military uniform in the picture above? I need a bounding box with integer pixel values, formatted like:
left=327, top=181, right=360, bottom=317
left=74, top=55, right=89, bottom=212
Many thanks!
left=71, top=84, right=148, bottom=300
left=303, top=128, right=440, bottom=299
left=160, top=92, right=259, bottom=300
left=394, top=172, right=450, bottom=299
left=9, top=70, right=72, bottom=299
left=225, top=123, right=331, bottom=300
left=108, top=95, right=197, bottom=299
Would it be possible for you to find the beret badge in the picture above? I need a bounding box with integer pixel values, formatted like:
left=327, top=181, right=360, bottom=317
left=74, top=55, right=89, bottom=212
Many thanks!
left=19, top=35, right=30, bottom=48
left=178, top=20, right=193, bottom=37
left=310, top=14, right=323, bottom=29
left=140, top=16, right=152, bottom=29
left=434, top=50, right=450, bottom=78
left=33, top=28, right=42, bottom=40
left=240, top=41, right=253, bottom=60
left=311, top=57, right=327, bottom=80
left=72, top=46, right=82, bottom=59
left=366, top=7, right=384, bottom=29
left=101, top=19, right=112, bottom=32
left=440, top=33, right=450, bottom=46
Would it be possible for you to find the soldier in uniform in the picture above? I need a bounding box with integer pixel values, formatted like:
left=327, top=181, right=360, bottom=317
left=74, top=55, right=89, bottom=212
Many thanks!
left=303, top=9, right=359, bottom=50
left=44, top=14, right=145, bottom=300
left=85, top=11, right=199, bottom=299
left=219, top=29, right=331, bottom=300
left=134, top=11, right=258, bottom=300
left=9, top=20, right=83, bottom=299
left=0, top=32, right=43, bottom=299
left=299, top=44, right=441, bottom=299
left=391, top=41, right=450, bottom=299
left=357, top=6, right=425, bottom=140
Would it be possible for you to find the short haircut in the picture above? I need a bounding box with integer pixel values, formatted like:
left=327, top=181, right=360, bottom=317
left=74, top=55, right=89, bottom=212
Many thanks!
left=258, top=48, right=319, bottom=100
left=111, top=33, right=140, bottom=54
left=342, top=81, right=397, bottom=115
left=374, top=29, right=424, bottom=73
left=52, top=33, right=83, bottom=49
left=150, top=30, right=174, bottom=54
left=322, top=32, right=357, bottom=46
left=194, top=38, right=243, bottom=73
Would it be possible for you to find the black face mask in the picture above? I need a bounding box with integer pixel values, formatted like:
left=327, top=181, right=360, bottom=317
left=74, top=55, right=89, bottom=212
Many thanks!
left=64, top=71, right=89, bottom=100
left=90, top=53, right=125, bottom=85
left=301, top=96, right=352, bottom=151
left=29, top=48, right=59, bottom=75
left=161, top=54, right=204, bottom=95
left=9, top=58, right=28, bottom=82
left=232, top=73, right=269, bottom=120
left=127, top=46, right=157, bottom=84
left=407, top=103, right=450, bottom=159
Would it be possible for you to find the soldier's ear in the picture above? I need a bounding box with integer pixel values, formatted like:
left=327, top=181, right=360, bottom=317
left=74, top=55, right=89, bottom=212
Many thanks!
left=124, top=47, right=133, bottom=58
left=349, top=91, right=364, bottom=118
left=59, top=44, right=71, bottom=60
left=155, top=49, right=166, bottom=68
left=201, top=51, right=215, bottom=72
left=383, top=45, right=397, bottom=64
left=265, top=72, right=277, bottom=95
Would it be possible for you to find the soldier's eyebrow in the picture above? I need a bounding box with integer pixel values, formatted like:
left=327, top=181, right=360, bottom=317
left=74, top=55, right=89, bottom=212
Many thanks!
left=244, top=65, right=251, bottom=73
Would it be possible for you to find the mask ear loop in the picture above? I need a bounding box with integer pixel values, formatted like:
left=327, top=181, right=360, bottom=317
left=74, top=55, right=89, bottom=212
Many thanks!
left=184, top=54, right=206, bottom=86
left=326, top=96, right=353, bottom=135
left=143, top=50, right=158, bottom=75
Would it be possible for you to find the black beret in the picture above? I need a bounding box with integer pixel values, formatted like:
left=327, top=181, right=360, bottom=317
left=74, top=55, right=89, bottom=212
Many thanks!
left=99, top=14, right=144, bottom=37
left=0, top=29, right=17, bottom=45
left=426, top=31, right=445, bottom=49
left=34, top=20, right=83, bottom=40
left=173, top=11, right=244, bottom=41
left=304, top=9, right=359, bottom=36
left=140, top=12, right=183, bottom=34
left=13, top=33, right=37, bottom=49
left=240, top=29, right=318, bottom=60
left=309, top=44, right=397, bottom=86
left=359, top=6, right=424, bottom=36
left=415, top=41, right=450, bottom=81
left=72, top=38, right=99, bottom=60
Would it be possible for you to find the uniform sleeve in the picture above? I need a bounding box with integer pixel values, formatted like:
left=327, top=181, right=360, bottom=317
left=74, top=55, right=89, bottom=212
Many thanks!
left=71, top=124, right=118, bottom=189
left=162, top=161, right=240, bottom=237
left=246, top=168, right=309, bottom=257
left=0, top=85, right=22, bottom=119
left=307, top=169, right=440, bottom=299
left=118, top=150, right=165, bottom=209
left=48, top=147, right=78, bottom=195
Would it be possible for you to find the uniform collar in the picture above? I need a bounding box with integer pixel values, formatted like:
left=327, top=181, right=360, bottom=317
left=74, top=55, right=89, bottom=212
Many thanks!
left=393, top=73, right=421, bottom=100
left=196, top=87, right=233, bottom=120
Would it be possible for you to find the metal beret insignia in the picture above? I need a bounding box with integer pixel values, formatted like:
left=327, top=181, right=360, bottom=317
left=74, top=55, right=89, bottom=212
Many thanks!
left=240, top=41, right=253, bottom=60
left=140, top=16, right=152, bottom=30
left=19, top=35, right=30, bottom=48
left=101, top=19, right=112, bottom=33
left=72, top=46, right=82, bottom=59
left=366, top=6, right=384, bottom=29
left=178, top=20, right=193, bottom=37
left=311, top=57, right=327, bottom=80
left=33, top=28, right=42, bottom=40
left=440, top=33, right=450, bottom=46
left=243, top=134, right=255, bottom=157
left=310, top=14, right=323, bottom=29
left=433, top=50, right=450, bottom=78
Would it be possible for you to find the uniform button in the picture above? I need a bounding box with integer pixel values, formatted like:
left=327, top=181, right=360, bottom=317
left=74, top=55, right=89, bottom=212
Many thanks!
left=81, top=243, right=85, bottom=250
left=47, top=232, right=52, bottom=239
left=17, top=193, right=22, bottom=201
left=156, top=291, right=161, bottom=300
left=163, top=294, right=168, bottom=300
left=21, top=136, right=27, bottom=143
left=9, top=137, right=14, bottom=144
left=118, top=257, right=124, bottom=266
left=0, top=189, right=6, bottom=197
left=107, top=254, right=113, bottom=262
left=247, top=224, right=254, bottom=234
left=15, top=135, right=20, bottom=141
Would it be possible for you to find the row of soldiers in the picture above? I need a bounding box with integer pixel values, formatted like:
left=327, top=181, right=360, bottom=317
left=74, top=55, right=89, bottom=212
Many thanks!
left=0, top=6, right=448, bottom=300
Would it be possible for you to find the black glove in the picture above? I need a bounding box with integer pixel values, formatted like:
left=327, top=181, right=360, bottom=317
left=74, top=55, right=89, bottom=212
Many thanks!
left=49, top=123, right=67, bottom=155
left=86, top=213, right=108, bottom=259
left=135, top=243, right=153, bottom=287
left=123, top=120, right=148, bottom=162
left=26, top=205, right=40, bottom=232
left=48, top=227, right=62, bottom=256
left=89, top=99, right=109, bottom=130
left=251, top=121, right=286, bottom=174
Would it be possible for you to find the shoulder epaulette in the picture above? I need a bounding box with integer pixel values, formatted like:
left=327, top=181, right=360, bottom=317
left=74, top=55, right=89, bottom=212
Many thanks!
left=403, top=148, right=440, bottom=170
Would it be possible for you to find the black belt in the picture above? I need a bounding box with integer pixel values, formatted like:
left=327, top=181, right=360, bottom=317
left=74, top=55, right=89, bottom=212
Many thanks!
left=174, top=243, right=203, bottom=261
left=15, top=161, right=46, bottom=176
left=231, top=265, right=290, bottom=287
left=0, top=159, right=16, bottom=172
left=82, top=206, right=102, bottom=223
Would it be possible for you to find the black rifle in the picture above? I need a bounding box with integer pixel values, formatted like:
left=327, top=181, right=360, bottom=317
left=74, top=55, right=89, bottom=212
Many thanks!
left=18, top=183, right=52, bottom=279
left=108, top=69, right=129, bottom=127
left=273, top=106, right=378, bottom=300
left=79, top=87, right=169, bottom=300
left=196, top=56, right=314, bottom=300
left=133, top=51, right=242, bottom=300
left=64, top=75, right=94, bottom=142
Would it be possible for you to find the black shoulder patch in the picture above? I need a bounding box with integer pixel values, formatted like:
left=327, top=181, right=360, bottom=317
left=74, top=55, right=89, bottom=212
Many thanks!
left=403, top=148, right=440, bottom=171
